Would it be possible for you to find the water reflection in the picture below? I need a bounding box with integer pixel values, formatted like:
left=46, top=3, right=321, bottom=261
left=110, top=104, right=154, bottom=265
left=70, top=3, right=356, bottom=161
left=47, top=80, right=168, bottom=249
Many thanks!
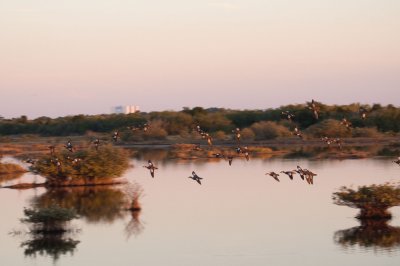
left=31, top=185, right=142, bottom=224
left=334, top=220, right=400, bottom=252
left=21, top=233, right=80, bottom=262
left=130, top=144, right=400, bottom=162
left=0, top=172, right=24, bottom=183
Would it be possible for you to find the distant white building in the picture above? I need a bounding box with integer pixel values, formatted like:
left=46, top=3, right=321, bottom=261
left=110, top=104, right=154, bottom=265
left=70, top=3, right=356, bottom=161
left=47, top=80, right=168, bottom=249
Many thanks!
left=112, top=105, right=140, bottom=114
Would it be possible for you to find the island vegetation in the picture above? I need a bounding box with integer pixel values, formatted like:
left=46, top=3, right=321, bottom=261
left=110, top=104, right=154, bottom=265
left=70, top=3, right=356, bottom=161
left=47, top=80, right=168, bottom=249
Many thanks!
left=333, top=183, right=400, bottom=220
left=31, top=144, right=130, bottom=186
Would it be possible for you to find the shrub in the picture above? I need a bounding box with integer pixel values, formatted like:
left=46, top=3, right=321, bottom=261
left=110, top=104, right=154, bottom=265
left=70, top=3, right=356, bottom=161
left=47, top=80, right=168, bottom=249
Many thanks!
left=333, top=183, right=400, bottom=219
left=352, top=127, right=383, bottom=138
left=250, top=121, right=291, bottom=140
left=32, top=144, right=129, bottom=184
left=241, top=128, right=255, bottom=140
left=305, top=119, right=351, bottom=138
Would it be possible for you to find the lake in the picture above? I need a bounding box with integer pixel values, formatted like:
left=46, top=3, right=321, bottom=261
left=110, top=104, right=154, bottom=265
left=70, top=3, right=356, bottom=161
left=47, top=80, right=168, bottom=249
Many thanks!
left=1, top=155, right=400, bottom=266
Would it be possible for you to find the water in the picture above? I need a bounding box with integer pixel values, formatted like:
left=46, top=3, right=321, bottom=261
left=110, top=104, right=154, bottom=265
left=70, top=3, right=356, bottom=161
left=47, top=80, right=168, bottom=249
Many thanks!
left=1, top=156, right=400, bottom=266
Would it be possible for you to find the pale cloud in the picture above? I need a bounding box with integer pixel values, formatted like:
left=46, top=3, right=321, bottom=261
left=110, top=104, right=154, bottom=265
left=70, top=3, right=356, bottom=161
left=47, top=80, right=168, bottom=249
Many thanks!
left=208, top=1, right=239, bottom=11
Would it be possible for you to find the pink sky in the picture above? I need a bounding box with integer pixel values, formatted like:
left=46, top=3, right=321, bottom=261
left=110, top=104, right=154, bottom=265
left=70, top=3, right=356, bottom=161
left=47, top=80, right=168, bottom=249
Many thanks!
left=1, top=0, right=399, bottom=118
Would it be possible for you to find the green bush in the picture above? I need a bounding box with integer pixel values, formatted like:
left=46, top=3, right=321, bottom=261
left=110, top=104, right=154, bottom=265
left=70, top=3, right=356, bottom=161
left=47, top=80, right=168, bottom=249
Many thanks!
left=306, top=119, right=351, bottom=138
left=32, top=144, right=129, bottom=184
left=250, top=121, right=291, bottom=140
left=333, top=183, right=400, bottom=219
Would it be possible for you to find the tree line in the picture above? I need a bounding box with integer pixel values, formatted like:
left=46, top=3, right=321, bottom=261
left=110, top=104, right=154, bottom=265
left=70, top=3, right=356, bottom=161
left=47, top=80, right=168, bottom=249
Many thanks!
left=0, top=102, right=399, bottom=139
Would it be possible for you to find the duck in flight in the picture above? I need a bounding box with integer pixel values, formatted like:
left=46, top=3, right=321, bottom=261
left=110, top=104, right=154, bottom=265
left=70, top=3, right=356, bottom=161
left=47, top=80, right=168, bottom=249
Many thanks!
left=359, top=107, right=368, bottom=120
left=308, top=99, right=319, bottom=120
left=266, top=171, right=280, bottom=182
left=188, top=171, right=202, bottom=185
left=64, top=140, right=74, bottom=152
left=340, top=118, right=352, bottom=131
left=280, top=170, right=296, bottom=180
left=212, top=153, right=225, bottom=159
left=281, top=111, right=295, bottom=121
left=92, top=138, right=100, bottom=150
left=295, top=165, right=306, bottom=180
left=232, top=128, right=241, bottom=143
left=112, top=131, right=119, bottom=142
left=394, top=157, right=400, bottom=166
left=293, top=127, right=303, bottom=139
left=143, top=160, right=158, bottom=178
left=227, top=155, right=234, bottom=166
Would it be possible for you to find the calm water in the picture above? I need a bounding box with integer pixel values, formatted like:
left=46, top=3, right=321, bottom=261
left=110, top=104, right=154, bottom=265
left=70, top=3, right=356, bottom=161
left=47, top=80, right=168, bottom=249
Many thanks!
left=1, top=156, right=400, bottom=266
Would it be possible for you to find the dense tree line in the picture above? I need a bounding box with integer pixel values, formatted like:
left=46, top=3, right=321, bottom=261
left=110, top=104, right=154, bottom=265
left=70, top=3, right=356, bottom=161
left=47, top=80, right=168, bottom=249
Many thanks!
left=0, top=102, right=399, bottom=138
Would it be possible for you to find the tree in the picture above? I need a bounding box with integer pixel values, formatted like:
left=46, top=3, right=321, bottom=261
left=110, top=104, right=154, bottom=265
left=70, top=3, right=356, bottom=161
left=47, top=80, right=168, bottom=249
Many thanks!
left=32, top=144, right=130, bottom=185
left=333, top=183, right=400, bottom=219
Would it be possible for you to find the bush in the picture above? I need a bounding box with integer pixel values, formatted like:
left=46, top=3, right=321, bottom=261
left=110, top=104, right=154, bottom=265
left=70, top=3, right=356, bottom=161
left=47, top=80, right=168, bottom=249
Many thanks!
left=333, top=183, right=400, bottom=219
left=32, top=144, right=129, bottom=184
left=250, top=121, right=291, bottom=140
left=352, top=127, right=383, bottom=138
left=306, top=119, right=351, bottom=138
left=241, top=128, right=255, bottom=140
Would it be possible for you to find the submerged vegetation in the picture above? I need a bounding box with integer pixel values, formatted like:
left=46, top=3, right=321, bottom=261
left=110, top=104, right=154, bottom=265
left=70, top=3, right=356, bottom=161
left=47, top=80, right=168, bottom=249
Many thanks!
left=333, top=183, right=400, bottom=220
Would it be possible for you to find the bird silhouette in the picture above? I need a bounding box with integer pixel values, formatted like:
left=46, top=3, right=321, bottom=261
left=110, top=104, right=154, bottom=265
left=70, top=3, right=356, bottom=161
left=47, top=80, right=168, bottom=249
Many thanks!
left=281, top=111, right=295, bottom=121
left=295, top=165, right=306, bottom=180
left=308, top=99, right=319, bottom=119
left=340, top=118, right=352, bottom=131
left=293, top=127, right=303, bottom=139
left=143, top=160, right=158, bottom=178
left=232, top=128, right=241, bottom=143
left=188, top=171, right=202, bottom=185
left=64, top=140, right=74, bottom=152
left=393, top=157, right=400, bottom=166
left=92, top=138, right=100, bottom=150
left=227, top=155, right=234, bottom=166
left=280, top=170, right=296, bottom=180
left=112, top=131, right=119, bottom=142
left=266, top=171, right=280, bottom=182
left=359, top=107, right=368, bottom=120
left=212, top=153, right=225, bottom=159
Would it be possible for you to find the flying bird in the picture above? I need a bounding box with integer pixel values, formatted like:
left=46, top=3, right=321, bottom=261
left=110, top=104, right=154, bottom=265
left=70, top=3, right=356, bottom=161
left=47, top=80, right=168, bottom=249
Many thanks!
left=112, top=131, right=119, bottom=142
left=64, top=140, right=74, bottom=152
left=143, top=160, right=158, bottom=178
left=232, top=128, right=241, bottom=143
left=92, top=138, right=100, bottom=150
left=266, top=172, right=280, bottom=182
left=293, top=127, right=303, bottom=139
left=227, top=155, right=234, bottom=166
left=188, top=171, right=203, bottom=185
left=281, top=111, right=295, bottom=121
left=280, top=170, right=296, bottom=180
left=393, top=157, right=400, bottom=166
left=308, top=99, right=319, bottom=119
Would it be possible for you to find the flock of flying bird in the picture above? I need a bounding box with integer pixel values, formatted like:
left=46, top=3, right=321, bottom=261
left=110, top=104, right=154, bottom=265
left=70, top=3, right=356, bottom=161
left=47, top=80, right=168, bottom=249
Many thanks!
left=24, top=100, right=399, bottom=185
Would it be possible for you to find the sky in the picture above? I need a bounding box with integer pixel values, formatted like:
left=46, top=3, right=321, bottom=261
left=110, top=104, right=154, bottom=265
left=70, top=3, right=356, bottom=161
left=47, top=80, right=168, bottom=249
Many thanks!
left=1, top=0, right=399, bottom=118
